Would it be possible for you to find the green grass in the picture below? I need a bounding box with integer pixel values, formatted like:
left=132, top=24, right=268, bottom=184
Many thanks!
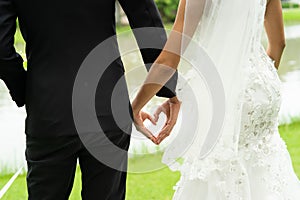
left=283, top=8, right=300, bottom=24
left=0, top=121, right=299, bottom=199
left=279, top=120, right=300, bottom=176
left=0, top=174, right=27, bottom=199
left=126, top=166, right=180, bottom=200
left=0, top=158, right=180, bottom=200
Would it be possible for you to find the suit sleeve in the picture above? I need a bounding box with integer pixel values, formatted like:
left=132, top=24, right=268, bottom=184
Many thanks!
left=118, top=0, right=178, bottom=98
left=0, top=0, right=26, bottom=107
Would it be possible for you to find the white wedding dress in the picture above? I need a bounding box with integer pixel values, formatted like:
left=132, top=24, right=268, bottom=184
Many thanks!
left=163, top=0, right=300, bottom=199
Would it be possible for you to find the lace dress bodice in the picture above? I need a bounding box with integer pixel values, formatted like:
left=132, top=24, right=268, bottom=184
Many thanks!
left=239, top=0, right=283, bottom=161
left=239, top=46, right=282, bottom=157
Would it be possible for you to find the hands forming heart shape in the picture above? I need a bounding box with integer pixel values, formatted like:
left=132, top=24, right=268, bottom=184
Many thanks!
left=133, top=97, right=181, bottom=145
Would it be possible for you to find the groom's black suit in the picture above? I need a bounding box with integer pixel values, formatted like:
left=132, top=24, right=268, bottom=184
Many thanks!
left=0, top=0, right=177, bottom=199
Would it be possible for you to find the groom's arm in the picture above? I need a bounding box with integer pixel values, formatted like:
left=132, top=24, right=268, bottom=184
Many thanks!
left=118, top=0, right=178, bottom=98
left=0, top=0, right=26, bottom=107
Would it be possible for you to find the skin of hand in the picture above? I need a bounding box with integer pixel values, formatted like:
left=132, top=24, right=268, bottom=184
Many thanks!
left=153, top=96, right=181, bottom=144
left=265, top=0, right=286, bottom=69
left=132, top=96, right=181, bottom=145
left=132, top=0, right=187, bottom=144
left=133, top=110, right=158, bottom=144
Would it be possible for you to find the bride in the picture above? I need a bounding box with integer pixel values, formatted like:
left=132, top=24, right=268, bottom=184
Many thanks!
left=132, top=0, right=300, bottom=199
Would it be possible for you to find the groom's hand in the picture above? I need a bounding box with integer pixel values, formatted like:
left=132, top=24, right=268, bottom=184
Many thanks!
left=154, top=96, right=181, bottom=144
left=133, top=110, right=158, bottom=144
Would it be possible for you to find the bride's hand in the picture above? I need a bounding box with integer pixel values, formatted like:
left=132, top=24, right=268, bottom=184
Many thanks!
left=132, top=110, right=158, bottom=144
left=154, top=96, right=181, bottom=144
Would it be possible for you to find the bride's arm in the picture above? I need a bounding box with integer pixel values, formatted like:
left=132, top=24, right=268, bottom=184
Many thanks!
left=132, top=0, right=206, bottom=112
left=132, top=0, right=206, bottom=143
left=131, top=0, right=187, bottom=143
left=131, top=0, right=187, bottom=113
left=264, top=0, right=286, bottom=69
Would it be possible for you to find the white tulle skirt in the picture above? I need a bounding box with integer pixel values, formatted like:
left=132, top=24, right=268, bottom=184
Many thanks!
left=172, top=132, right=300, bottom=200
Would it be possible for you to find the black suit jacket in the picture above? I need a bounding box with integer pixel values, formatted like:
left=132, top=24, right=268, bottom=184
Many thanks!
left=0, top=0, right=177, bottom=137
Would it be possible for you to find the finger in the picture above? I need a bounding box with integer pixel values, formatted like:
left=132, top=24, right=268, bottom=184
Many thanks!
left=133, top=119, right=144, bottom=130
left=156, top=102, right=181, bottom=144
left=144, top=113, right=157, bottom=125
left=167, top=104, right=179, bottom=124
left=153, top=106, right=164, bottom=122
left=153, top=113, right=159, bottom=123
left=162, top=109, right=173, bottom=133
left=150, top=136, right=159, bottom=145
left=139, top=128, right=157, bottom=144
left=156, top=125, right=173, bottom=144
left=143, top=129, right=158, bottom=145
left=134, top=113, right=158, bottom=144
left=157, top=133, right=170, bottom=144
left=157, top=120, right=177, bottom=142
left=157, top=125, right=171, bottom=139
left=155, top=106, right=177, bottom=137
left=167, top=102, right=181, bottom=125
left=136, top=125, right=158, bottom=144
left=157, top=131, right=170, bottom=144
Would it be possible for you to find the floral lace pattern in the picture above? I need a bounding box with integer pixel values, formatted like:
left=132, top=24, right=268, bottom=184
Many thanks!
left=239, top=45, right=282, bottom=155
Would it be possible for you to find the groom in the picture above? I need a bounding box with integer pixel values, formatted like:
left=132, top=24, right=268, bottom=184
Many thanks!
left=0, top=0, right=179, bottom=199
